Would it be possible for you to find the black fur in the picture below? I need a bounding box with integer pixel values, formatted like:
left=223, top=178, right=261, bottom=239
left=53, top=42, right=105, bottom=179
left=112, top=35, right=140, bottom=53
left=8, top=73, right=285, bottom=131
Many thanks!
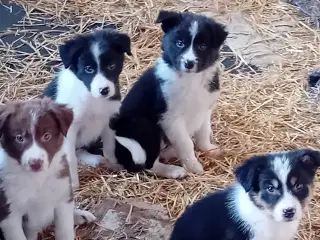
left=110, top=114, right=162, bottom=172
left=44, top=29, right=131, bottom=101
left=170, top=188, right=249, bottom=240
left=157, top=10, right=228, bottom=73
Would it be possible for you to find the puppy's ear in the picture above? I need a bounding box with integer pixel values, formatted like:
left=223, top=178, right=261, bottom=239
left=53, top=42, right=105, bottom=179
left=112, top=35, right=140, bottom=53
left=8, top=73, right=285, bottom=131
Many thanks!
left=47, top=99, right=74, bottom=136
left=206, top=20, right=228, bottom=49
left=113, top=33, right=132, bottom=56
left=109, top=113, right=120, bottom=130
left=235, top=155, right=265, bottom=192
left=59, top=37, right=84, bottom=68
left=298, top=149, right=320, bottom=173
left=156, top=10, right=182, bottom=33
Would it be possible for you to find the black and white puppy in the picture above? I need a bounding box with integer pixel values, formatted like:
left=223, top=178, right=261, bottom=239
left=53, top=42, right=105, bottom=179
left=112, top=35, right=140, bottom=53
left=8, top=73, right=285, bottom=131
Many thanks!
left=170, top=149, right=320, bottom=240
left=119, top=10, right=228, bottom=175
left=43, top=29, right=131, bottom=181
left=109, top=113, right=185, bottom=179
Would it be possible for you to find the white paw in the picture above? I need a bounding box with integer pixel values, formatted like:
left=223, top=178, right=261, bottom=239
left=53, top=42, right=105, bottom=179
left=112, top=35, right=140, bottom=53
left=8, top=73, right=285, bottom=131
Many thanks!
left=79, top=154, right=106, bottom=167
left=197, top=142, right=219, bottom=152
left=168, top=166, right=186, bottom=179
left=74, top=209, right=97, bottom=225
left=183, top=158, right=204, bottom=174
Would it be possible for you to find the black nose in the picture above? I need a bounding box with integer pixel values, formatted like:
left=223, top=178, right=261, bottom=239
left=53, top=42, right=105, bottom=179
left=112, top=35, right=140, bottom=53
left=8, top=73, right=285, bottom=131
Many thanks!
left=283, top=208, right=296, bottom=219
left=99, top=87, right=109, bottom=96
left=184, top=61, right=195, bottom=70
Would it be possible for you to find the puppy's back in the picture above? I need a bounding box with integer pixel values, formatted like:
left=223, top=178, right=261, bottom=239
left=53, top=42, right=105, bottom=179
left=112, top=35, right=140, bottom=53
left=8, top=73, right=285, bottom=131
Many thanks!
left=170, top=188, right=248, bottom=240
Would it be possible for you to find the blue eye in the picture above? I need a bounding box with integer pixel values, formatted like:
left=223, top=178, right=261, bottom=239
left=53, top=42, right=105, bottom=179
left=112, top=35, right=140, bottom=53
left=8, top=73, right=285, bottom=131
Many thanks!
left=176, top=40, right=184, bottom=48
left=267, top=185, right=275, bottom=193
left=84, top=66, right=94, bottom=74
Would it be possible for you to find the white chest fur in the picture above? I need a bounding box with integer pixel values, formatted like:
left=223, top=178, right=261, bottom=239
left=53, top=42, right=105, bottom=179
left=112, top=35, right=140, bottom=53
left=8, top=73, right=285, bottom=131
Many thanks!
left=157, top=59, right=219, bottom=136
left=55, top=69, right=120, bottom=148
left=231, top=185, right=299, bottom=240
left=0, top=147, right=71, bottom=232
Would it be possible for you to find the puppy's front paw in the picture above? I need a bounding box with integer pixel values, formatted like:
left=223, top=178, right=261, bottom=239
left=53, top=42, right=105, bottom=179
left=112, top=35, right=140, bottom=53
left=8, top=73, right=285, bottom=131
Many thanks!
left=183, top=158, right=204, bottom=174
left=74, top=209, right=97, bottom=225
left=168, top=166, right=186, bottom=179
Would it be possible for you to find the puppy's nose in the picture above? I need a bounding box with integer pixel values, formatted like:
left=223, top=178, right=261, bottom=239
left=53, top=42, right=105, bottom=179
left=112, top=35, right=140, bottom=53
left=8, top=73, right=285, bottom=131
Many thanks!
left=184, top=60, right=195, bottom=70
left=99, top=87, right=109, bottom=96
left=283, top=208, right=296, bottom=219
left=30, top=159, right=43, bottom=172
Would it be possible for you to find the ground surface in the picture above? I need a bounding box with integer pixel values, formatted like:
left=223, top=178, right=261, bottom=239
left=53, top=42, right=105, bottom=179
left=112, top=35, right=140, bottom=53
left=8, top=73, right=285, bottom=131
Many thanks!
left=1, top=0, right=320, bottom=239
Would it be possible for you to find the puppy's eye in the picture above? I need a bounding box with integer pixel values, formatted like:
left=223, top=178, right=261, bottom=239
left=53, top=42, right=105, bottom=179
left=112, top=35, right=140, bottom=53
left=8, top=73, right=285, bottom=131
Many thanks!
left=176, top=40, right=184, bottom=48
left=198, top=43, right=207, bottom=51
left=84, top=66, right=94, bottom=74
left=16, top=134, right=24, bottom=143
left=107, top=63, right=116, bottom=71
left=266, top=185, right=275, bottom=193
left=294, top=184, right=304, bottom=191
left=41, top=133, right=52, bottom=142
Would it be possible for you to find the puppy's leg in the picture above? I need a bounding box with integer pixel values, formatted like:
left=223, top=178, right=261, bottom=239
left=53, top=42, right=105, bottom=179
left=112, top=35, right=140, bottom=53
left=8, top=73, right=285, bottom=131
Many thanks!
left=194, top=110, right=220, bottom=154
left=54, top=201, right=75, bottom=240
left=149, top=158, right=186, bottom=179
left=163, top=120, right=204, bottom=174
left=76, top=149, right=106, bottom=167
left=66, top=124, right=79, bottom=190
left=74, top=209, right=97, bottom=225
left=102, top=126, right=123, bottom=171
left=0, top=215, right=27, bottom=240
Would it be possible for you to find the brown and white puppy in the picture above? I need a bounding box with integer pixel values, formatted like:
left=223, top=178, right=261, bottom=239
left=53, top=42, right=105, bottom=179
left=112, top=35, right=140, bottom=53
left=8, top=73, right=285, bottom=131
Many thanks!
left=0, top=98, right=95, bottom=240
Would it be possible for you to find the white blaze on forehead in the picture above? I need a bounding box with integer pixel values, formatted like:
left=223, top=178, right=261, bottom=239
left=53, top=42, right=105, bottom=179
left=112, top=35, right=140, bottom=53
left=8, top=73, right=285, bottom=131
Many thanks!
left=189, top=21, right=199, bottom=40
left=91, top=42, right=101, bottom=67
left=272, top=155, right=291, bottom=185
left=181, top=21, right=199, bottom=68
left=115, top=136, right=146, bottom=165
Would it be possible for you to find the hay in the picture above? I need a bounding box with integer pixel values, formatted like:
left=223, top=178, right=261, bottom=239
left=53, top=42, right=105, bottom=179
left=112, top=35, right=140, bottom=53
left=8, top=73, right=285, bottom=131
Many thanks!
left=1, top=0, right=320, bottom=239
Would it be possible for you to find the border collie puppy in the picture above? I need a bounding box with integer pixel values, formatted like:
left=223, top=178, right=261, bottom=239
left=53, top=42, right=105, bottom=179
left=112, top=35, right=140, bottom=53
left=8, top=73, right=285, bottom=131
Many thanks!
left=43, top=29, right=131, bottom=178
left=119, top=10, right=228, bottom=175
left=170, top=149, right=320, bottom=240
left=109, top=114, right=185, bottom=179
left=0, top=98, right=96, bottom=240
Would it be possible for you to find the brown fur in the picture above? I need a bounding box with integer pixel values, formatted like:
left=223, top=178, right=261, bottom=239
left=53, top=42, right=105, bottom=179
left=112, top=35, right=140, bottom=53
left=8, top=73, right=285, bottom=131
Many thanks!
left=0, top=98, right=74, bottom=164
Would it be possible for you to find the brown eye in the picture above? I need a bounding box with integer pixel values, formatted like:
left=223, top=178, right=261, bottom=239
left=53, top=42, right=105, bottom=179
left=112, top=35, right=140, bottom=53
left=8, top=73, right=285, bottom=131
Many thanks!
left=198, top=43, right=207, bottom=51
left=16, top=134, right=24, bottom=143
left=108, top=63, right=116, bottom=71
left=42, top=133, right=51, bottom=142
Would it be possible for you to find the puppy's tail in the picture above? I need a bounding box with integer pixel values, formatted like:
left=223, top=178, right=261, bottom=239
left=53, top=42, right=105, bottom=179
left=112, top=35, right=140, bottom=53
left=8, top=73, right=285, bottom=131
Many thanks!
left=115, top=136, right=146, bottom=172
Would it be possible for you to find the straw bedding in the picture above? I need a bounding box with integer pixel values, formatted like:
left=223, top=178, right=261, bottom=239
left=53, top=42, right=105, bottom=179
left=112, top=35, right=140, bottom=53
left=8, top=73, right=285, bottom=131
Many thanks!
left=1, top=0, right=320, bottom=239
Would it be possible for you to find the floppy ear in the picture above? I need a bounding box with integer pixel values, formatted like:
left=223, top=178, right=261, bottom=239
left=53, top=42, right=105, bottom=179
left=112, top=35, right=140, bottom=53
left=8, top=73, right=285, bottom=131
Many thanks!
left=156, top=10, right=182, bottom=33
left=48, top=100, right=74, bottom=136
left=113, top=33, right=132, bottom=56
left=206, top=20, right=228, bottom=49
left=235, top=155, right=266, bottom=192
left=59, top=38, right=83, bottom=68
left=298, top=149, right=320, bottom=172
